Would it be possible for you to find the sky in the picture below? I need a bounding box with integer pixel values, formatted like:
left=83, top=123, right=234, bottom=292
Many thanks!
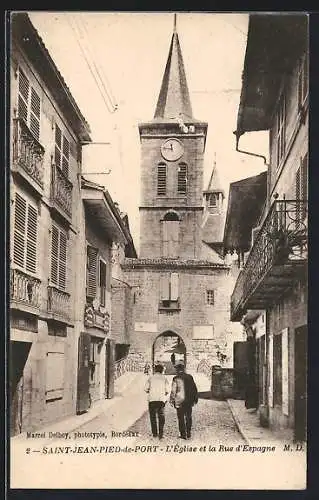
left=28, top=11, right=268, bottom=251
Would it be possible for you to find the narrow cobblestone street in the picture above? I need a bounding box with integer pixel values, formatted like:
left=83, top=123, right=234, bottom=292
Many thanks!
left=129, top=395, right=244, bottom=445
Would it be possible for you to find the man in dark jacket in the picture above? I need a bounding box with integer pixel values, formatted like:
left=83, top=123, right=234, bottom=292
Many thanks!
left=170, top=362, right=198, bottom=439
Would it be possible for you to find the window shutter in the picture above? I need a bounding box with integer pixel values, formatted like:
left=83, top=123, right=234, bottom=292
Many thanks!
left=51, top=225, right=59, bottom=285
left=26, top=204, right=37, bottom=274
left=18, top=70, right=29, bottom=122
left=177, top=163, right=187, bottom=193
left=30, top=88, right=40, bottom=140
left=157, top=164, right=166, bottom=195
left=295, top=167, right=301, bottom=201
left=170, top=273, right=179, bottom=301
left=160, top=274, right=170, bottom=301
left=62, top=136, right=70, bottom=177
left=13, top=193, right=27, bottom=268
left=86, top=246, right=98, bottom=298
left=59, top=232, right=67, bottom=290
left=55, top=125, right=62, bottom=168
left=301, top=153, right=308, bottom=201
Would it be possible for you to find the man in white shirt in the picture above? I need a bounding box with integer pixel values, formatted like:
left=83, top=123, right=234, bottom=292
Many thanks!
left=145, top=364, right=170, bottom=439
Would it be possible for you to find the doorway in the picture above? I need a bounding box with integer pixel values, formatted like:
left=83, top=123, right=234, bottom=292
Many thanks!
left=10, top=341, right=31, bottom=436
left=152, top=331, right=186, bottom=375
left=294, top=325, right=307, bottom=442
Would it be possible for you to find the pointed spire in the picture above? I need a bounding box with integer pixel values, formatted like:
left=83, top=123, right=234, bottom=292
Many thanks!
left=154, top=14, right=193, bottom=121
left=206, top=154, right=224, bottom=194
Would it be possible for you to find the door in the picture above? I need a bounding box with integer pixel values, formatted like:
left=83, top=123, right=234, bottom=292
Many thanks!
left=294, top=325, right=307, bottom=441
left=10, top=341, right=31, bottom=436
left=105, top=339, right=115, bottom=399
left=76, top=332, right=91, bottom=414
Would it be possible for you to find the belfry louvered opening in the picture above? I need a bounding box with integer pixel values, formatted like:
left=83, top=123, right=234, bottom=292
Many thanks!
left=177, top=163, right=187, bottom=194
left=157, top=163, right=167, bottom=195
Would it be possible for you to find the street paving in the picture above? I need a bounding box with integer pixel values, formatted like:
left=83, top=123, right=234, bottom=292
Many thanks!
left=129, top=393, right=245, bottom=445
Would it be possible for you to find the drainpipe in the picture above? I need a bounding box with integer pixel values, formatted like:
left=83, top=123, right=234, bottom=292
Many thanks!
left=234, top=131, right=269, bottom=167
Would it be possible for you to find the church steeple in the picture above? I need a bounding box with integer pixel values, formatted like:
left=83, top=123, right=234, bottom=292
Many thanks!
left=154, top=15, right=193, bottom=122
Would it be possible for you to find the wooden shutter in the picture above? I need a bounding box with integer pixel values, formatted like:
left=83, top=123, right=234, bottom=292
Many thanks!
left=30, top=88, right=40, bottom=140
left=170, top=273, right=179, bottom=301
left=26, top=204, right=37, bottom=274
left=51, top=226, right=59, bottom=285
left=301, top=153, right=308, bottom=201
left=18, top=70, right=29, bottom=122
left=86, top=246, right=98, bottom=298
left=160, top=274, right=170, bottom=301
left=157, top=164, right=166, bottom=195
left=62, top=136, right=70, bottom=177
left=13, top=193, right=27, bottom=268
left=55, top=124, right=62, bottom=168
left=59, top=232, right=67, bottom=290
left=177, top=163, right=187, bottom=193
left=99, top=259, right=107, bottom=306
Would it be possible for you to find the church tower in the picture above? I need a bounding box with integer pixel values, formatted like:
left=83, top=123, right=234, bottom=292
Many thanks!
left=138, top=17, right=208, bottom=259
left=123, top=16, right=242, bottom=373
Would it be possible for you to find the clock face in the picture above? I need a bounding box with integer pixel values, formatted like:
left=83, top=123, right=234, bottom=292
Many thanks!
left=160, top=138, right=184, bottom=162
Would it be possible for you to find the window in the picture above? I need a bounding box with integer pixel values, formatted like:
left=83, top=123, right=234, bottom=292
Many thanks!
left=160, top=273, right=179, bottom=310
left=55, top=124, right=70, bottom=177
left=206, top=289, right=215, bottom=305
left=298, top=52, right=309, bottom=108
left=157, top=163, right=167, bottom=195
left=208, top=194, right=217, bottom=207
left=177, top=163, right=187, bottom=194
left=18, top=69, right=41, bottom=141
left=86, top=245, right=98, bottom=299
left=162, top=211, right=180, bottom=258
left=13, top=192, right=38, bottom=274
left=99, top=259, right=107, bottom=307
left=51, top=224, right=67, bottom=290
left=276, top=93, right=286, bottom=168
left=45, top=351, right=64, bottom=402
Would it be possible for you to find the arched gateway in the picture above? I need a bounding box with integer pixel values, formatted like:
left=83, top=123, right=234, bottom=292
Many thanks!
left=152, top=331, right=186, bottom=375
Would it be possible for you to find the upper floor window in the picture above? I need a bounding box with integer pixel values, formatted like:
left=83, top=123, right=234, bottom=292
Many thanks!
left=55, top=124, right=70, bottom=177
left=177, top=163, right=187, bottom=194
left=86, top=245, right=109, bottom=306
left=296, top=152, right=308, bottom=223
left=18, top=69, right=41, bottom=141
left=298, top=52, right=309, bottom=109
left=206, top=289, right=215, bottom=305
left=13, top=192, right=38, bottom=274
left=51, top=224, right=68, bottom=290
left=162, top=211, right=180, bottom=258
left=276, top=92, right=286, bottom=168
left=157, top=163, right=167, bottom=195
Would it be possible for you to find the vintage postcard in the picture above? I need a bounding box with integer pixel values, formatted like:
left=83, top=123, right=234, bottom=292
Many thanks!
left=8, top=11, right=308, bottom=490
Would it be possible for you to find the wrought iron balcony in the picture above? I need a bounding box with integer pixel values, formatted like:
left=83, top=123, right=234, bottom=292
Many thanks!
left=12, top=118, right=45, bottom=189
left=10, top=268, right=41, bottom=312
left=231, top=200, right=307, bottom=321
left=84, top=303, right=110, bottom=333
left=50, top=163, right=73, bottom=221
left=47, top=285, right=70, bottom=322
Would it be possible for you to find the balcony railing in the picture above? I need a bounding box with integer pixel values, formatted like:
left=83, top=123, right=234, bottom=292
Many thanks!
left=12, top=118, right=45, bottom=188
left=231, top=200, right=307, bottom=321
left=10, top=268, right=41, bottom=310
left=50, top=163, right=73, bottom=219
left=84, top=303, right=110, bottom=333
left=47, top=286, right=70, bottom=322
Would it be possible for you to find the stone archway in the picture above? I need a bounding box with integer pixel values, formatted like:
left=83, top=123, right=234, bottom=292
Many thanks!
left=152, top=330, right=186, bottom=375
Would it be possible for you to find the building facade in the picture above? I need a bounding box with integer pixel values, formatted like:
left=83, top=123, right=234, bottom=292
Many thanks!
left=123, top=22, right=242, bottom=374
left=10, top=13, right=91, bottom=434
left=230, top=14, right=308, bottom=440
